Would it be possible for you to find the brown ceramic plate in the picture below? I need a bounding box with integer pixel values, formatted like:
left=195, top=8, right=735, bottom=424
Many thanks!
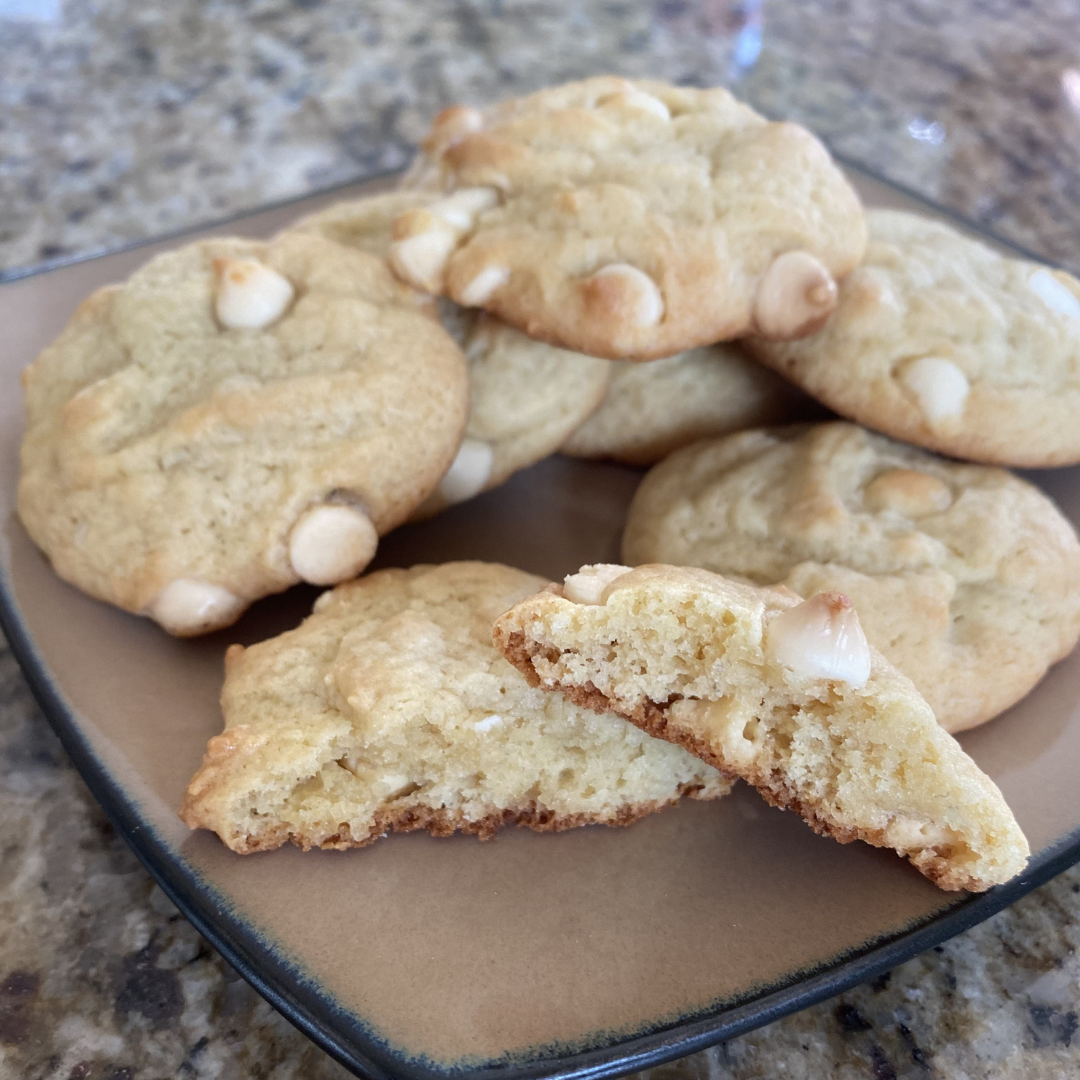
left=2, top=167, right=1079, bottom=1080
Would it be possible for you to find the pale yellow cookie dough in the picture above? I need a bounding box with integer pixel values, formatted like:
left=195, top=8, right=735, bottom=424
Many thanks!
left=287, top=192, right=610, bottom=511
left=181, top=562, right=728, bottom=852
left=561, top=342, right=811, bottom=466
left=622, top=422, right=1080, bottom=732
left=390, top=76, right=867, bottom=360
left=18, top=232, right=468, bottom=635
left=494, top=563, right=1029, bottom=892
left=748, top=209, right=1080, bottom=466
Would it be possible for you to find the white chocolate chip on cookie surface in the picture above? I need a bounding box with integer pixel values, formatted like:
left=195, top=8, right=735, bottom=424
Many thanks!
left=459, top=264, right=511, bottom=306
left=562, top=564, right=633, bottom=605
left=429, top=186, right=500, bottom=230
left=148, top=579, right=246, bottom=636
left=388, top=229, right=459, bottom=293
left=764, top=591, right=871, bottom=689
left=599, top=85, right=672, bottom=119
left=389, top=187, right=500, bottom=294
left=214, top=258, right=295, bottom=330
left=1029, top=268, right=1080, bottom=320
left=288, top=504, right=379, bottom=586
left=865, top=468, right=952, bottom=517
left=583, top=264, right=665, bottom=330
left=438, top=438, right=495, bottom=505
left=899, top=356, right=969, bottom=427
left=425, top=105, right=484, bottom=152
left=753, top=251, right=838, bottom=340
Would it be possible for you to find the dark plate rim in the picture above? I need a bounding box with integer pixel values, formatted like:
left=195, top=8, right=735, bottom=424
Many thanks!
left=3, top=159, right=1079, bottom=1080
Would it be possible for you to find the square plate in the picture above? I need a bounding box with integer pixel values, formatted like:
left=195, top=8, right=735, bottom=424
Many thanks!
left=2, top=165, right=1079, bottom=1080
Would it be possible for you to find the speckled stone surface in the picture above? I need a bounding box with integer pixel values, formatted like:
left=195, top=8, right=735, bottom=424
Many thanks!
left=4, top=1, right=1080, bottom=1077
left=6, top=0, right=1080, bottom=278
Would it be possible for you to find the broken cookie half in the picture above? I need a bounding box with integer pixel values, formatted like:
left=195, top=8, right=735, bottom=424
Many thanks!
left=181, top=562, right=727, bottom=853
left=493, top=563, right=1029, bottom=892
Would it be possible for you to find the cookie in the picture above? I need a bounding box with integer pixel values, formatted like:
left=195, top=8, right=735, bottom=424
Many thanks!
left=287, top=193, right=610, bottom=510
left=285, top=190, right=439, bottom=261
left=18, top=232, right=468, bottom=635
left=747, top=209, right=1080, bottom=467
left=493, top=563, right=1029, bottom=892
left=622, top=422, right=1080, bottom=732
left=389, top=76, right=867, bottom=360
left=180, top=562, right=728, bottom=852
left=417, top=314, right=610, bottom=512
left=561, top=342, right=810, bottom=466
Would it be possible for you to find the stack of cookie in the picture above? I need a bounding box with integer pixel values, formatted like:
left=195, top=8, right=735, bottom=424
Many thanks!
left=22, top=75, right=1080, bottom=894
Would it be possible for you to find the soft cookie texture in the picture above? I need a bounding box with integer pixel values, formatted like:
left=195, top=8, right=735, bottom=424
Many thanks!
left=18, top=232, right=469, bottom=635
left=747, top=209, right=1080, bottom=466
left=285, top=190, right=440, bottom=261
left=180, top=562, right=728, bottom=852
left=494, top=563, right=1030, bottom=892
left=391, top=76, right=867, bottom=360
left=417, top=315, right=611, bottom=513
left=561, top=342, right=811, bottom=466
left=287, top=192, right=610, bottom=511
left=622, top=423, right=1080, bottom=732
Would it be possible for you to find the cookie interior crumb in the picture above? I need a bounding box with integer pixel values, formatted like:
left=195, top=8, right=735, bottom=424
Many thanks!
left=181, top=562, right=728, bottom=852
left=494, top=564, right=1029, bottom=892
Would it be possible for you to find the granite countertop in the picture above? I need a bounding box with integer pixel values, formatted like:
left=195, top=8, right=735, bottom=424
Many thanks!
left=3, top=1, right=1080, bottom=1077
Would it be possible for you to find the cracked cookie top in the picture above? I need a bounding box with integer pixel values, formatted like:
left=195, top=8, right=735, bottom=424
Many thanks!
left=389, top=76, right=867, bottom=360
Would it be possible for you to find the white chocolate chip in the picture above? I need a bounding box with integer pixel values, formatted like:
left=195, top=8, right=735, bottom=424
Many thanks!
left=764, top=592, right=871, bottom=689
left=1029, top=268, right=1080, bottom=320
left=603, top=87, right=671, bottom=120
left=458, top=265, right=511, bottom=306
left=562, top=563, right=633, bottom=605
left=753, top=251, right=838, bottom=339
left=588, top=264, right=665, bottom=328
left=669, top=698, right=759, bottom=768
left=376, top=773, right=415, bottom=798
left=865, top=468, right=952, bottom=517
left=429, top=186, right=500, bottom=230
left=438, top=438, right=494, bottom=504
left=884, top=816, right=950, bottom=853
left=900, top=356, right=970, bottom=427
left=214, top=258, right=295, bottom=330
left=288, top=504, right=378, bottom=586
left=428, top=105, right=484, bottom=149
left=474, top=714, right=504, bottom=733
left=148, top=579, right=246, bottom=636
left=388, top=230, right=459, bottom=293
